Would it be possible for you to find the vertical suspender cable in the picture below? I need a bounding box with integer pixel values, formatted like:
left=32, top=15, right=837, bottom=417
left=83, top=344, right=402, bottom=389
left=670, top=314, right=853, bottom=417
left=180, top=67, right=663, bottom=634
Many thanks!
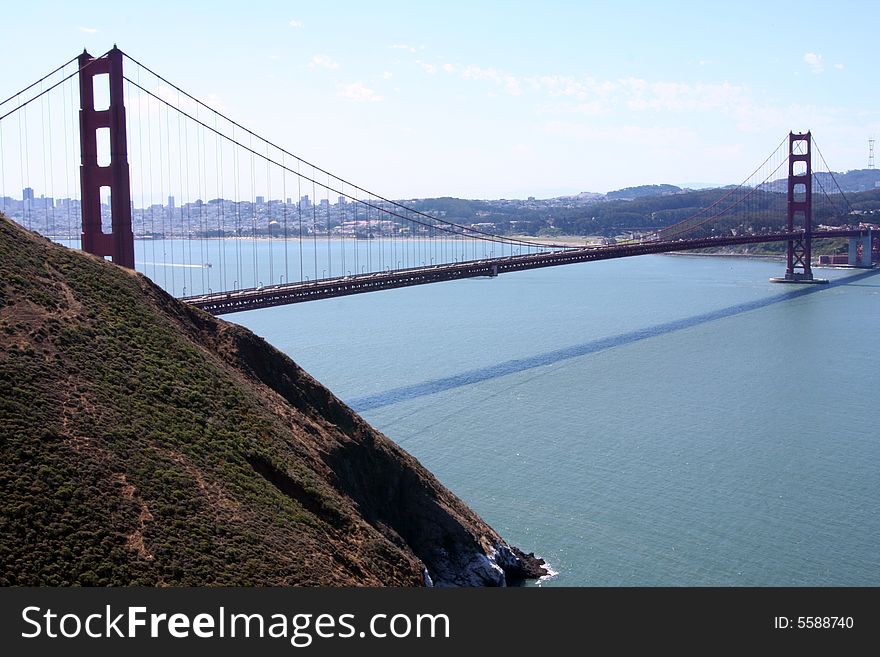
left=18, top=94, right=27, bottom=228
left=282, top=151, right=288, bottom=285
left=0, top=94, right=5, bottom=214
left=352, top=191, right=359, bottom=275
left=297, top=160, right=303, bottom=283
left=390, top=200, right=396, bottom=269
left=146, top=77, right=157, bottom=278
left=215, top=111, right=226, bottom=292
left=339, top=181, right=346, bottom=276
left=180, top=90, right=193, bottom=294
left=249, top=133, right=257, bottom=287
left=366, top=195, right=372, bottom=272
left=203, top=111, right=210, bottom=292
left=151, top=76, right=167, bottom=289
left=232, top=123, right=241, bottom=288
left=325, top=174, right=331, bottom=278
left=136, top=67, right=155, bottom=280
left=202, top=107, right=210, bottom=292
left=195, top=102, right=205, bottom=293
left=156, top=80, right=165, bottom=282
left=311, top=176, right=318, bottom=279
left=62, top=67, right=71, bottom=244
left=123, top=77, right=137, bottom=263
left=165, top=93, right=176, bottom=295
left=266, top=140, right=273, bottom=286
left=40, top=80, right=51, bottom=238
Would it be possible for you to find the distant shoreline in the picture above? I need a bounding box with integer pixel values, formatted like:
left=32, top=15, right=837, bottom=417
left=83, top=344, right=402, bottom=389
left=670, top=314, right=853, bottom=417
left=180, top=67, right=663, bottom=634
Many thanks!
left=664, top=251, right=785, bottom=261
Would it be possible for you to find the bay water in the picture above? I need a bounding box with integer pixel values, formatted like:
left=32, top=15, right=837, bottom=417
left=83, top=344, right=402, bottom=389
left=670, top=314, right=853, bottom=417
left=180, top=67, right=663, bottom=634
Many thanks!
left=148, top=243, right=880, bottom=586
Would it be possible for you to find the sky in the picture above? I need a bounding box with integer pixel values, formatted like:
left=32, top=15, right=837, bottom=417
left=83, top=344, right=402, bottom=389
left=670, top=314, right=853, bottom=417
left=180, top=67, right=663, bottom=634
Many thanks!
left=1, top=0, right=878, bottom=199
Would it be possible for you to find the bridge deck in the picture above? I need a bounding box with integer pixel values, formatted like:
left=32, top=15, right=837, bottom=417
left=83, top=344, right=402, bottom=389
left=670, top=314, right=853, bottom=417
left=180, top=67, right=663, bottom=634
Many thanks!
left=184, top=229, right=868, bottom=315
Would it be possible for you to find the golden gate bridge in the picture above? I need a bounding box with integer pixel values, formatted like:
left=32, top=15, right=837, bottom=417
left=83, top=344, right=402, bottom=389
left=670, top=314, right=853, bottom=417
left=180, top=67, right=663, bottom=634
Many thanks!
left=0, top=47, right=875, bottom=315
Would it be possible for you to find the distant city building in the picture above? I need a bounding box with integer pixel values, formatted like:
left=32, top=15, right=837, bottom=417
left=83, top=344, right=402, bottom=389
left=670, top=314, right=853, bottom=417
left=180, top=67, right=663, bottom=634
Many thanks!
left=168, top=195, right=175, bottom=209
left=337, top=195, right=346, bottom=205
left=255, top=196, right=265, bottom=204
left=300, top=195, right=311, bottom=209
left=22, top=187, right=34, bottom=202
left=319, top=198, right=329, bottom=208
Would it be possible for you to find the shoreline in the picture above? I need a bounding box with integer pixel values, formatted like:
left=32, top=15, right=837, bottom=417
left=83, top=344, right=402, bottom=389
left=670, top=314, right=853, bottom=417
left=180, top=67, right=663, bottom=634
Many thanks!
left=664, top=251, right=785, bottom=261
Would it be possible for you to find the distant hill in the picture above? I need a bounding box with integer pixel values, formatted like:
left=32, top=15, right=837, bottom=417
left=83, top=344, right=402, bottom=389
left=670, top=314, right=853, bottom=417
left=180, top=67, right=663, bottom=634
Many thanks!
left=677, top=182, right=723, bottom=190
left=0, top=216, right=545, bottom=586
left=761, top=168, right=880, bottom=194
left=605, top=184, right=682, bottom=201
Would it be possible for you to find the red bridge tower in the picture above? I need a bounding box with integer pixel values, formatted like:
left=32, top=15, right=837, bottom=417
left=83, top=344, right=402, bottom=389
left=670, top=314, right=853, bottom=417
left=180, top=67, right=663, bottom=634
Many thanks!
left=771, top=131, right=827, bottom=284
left=78, top=47, right=134, bottom=268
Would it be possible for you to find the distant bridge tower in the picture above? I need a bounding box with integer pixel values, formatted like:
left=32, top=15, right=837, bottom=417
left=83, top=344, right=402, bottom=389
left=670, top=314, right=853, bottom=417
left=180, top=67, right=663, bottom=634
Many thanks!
left=78, top=47, right=135, bottom=268
left=772, top=131, right=827, bottom=284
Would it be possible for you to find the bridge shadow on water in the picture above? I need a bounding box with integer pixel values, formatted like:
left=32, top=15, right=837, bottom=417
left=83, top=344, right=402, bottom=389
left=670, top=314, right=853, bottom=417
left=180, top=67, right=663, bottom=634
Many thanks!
left=347, top=268, right=879, bottom=413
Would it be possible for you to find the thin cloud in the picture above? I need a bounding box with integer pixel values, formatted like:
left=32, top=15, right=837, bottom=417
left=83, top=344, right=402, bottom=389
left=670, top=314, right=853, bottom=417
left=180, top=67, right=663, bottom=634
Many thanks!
left=804, top=52, right=824, bottom=74
left=530, top=74, right=613, bottom=100
left=382, top=71, right=393, bottom=80
left=391, top=44, right=417, bottom=53
left=78, top=26, right=98, bottom=34
left=337, top=81, right=382, bottom=103
left=538, top=100, right=608, bottom=116
left=289, top=19, right=303, bottom=28
left=309, top=54, right=339, bottom=70
left=450, top=60, right=766, bottom=125
left=622, top=79, right=746, bottom=112
left=461, top=66, right=522, bottom=96
left=412, top=59, right=455, bottom=77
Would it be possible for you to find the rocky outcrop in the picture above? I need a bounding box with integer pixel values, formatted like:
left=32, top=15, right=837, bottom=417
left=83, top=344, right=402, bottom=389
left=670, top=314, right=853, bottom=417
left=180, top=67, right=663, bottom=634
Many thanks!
left=216, top=298, right=547, bottom=586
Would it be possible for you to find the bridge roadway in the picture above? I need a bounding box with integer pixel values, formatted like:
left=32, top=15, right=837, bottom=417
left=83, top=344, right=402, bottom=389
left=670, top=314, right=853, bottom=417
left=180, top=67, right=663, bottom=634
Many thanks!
left=184, top=228, right=869, bottom=315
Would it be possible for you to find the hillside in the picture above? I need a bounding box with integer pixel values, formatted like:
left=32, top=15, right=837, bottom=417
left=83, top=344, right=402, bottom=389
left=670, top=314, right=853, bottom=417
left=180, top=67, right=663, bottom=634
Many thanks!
left=605, top=184, right=682, bottom=201
left=0, top=216, right=545, bottom=586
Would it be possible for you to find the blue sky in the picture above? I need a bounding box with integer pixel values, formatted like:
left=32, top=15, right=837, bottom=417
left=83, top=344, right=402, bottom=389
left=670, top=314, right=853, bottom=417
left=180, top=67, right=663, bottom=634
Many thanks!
left=2, top=0, right=878, bottom=198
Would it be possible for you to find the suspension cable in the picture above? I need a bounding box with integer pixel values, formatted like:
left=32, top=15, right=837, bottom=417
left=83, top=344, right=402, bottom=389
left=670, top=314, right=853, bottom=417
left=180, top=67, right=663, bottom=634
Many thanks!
left=811, top=135, right=854, bottom=214
left=656, top=134, right=790, bottom=240
left=123, top=73, right=549, bottom=252
left=119, top=50, right=563, bottom=251
left=0, top=55, right=79, bottom=109
left=0, top=52, right=109, bottom=124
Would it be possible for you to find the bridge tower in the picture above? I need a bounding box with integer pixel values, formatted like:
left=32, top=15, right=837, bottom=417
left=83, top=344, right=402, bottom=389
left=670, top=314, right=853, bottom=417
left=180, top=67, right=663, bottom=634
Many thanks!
left=771, top=131, right=827, bottom=284
left=848, top=229, right=873, bottom=267
left=78, top=47, right=135, bottom=269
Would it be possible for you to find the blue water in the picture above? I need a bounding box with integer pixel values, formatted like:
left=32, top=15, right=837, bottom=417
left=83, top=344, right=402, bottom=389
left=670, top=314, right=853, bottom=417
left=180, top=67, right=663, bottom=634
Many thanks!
left=57, top=237, right=533, bottom=298
left=225, top=253, right=878, bottom=586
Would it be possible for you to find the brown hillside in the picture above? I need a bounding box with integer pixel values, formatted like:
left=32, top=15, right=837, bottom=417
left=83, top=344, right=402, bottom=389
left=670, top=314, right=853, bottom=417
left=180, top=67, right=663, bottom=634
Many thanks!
left=0, top=216, right=545, bottom=586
